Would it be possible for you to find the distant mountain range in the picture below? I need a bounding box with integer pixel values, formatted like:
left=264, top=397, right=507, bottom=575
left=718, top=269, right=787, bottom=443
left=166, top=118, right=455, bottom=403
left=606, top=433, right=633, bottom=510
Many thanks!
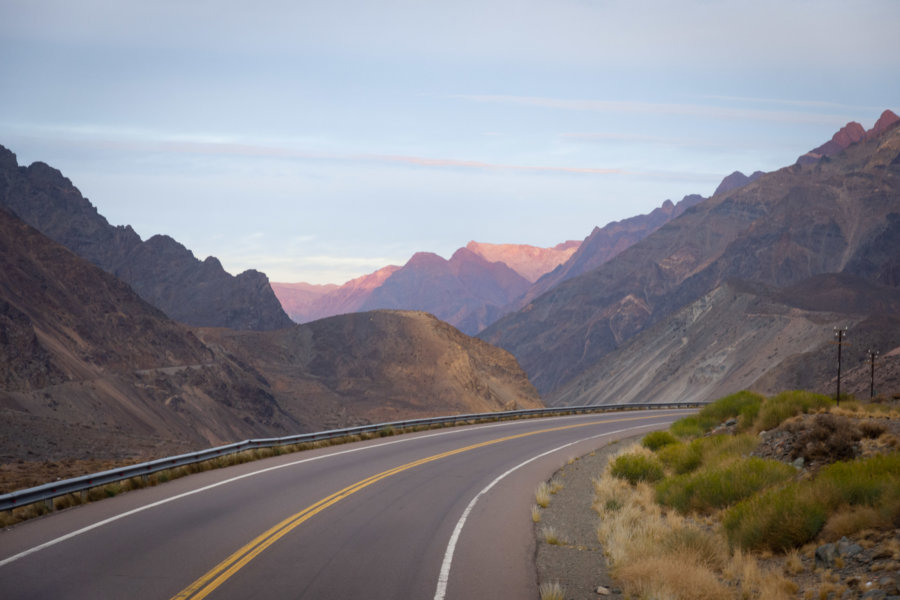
left=0, top=146, right=293, bottom=331
left=273, top=195, right=709, bottom=334
left=481, top=109, right=900, bottom=404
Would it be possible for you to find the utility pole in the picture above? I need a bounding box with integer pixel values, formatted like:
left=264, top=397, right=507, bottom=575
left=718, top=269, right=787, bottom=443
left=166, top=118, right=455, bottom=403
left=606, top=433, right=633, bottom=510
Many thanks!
left=868, top=349, right=878, bottom=399
left=834, top=326, right=848, bottom=405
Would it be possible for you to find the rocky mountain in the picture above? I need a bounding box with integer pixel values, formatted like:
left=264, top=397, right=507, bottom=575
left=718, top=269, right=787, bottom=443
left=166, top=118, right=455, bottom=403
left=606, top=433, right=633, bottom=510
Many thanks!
left=0, top=145, right=293, bottom=331
left=516, top=194, right=706, bottom=307
left=797, top=109, right=900, bottom=165
left=713, top=170, right=765, bottom=196
left=465, top=240, right=580, bottom=282
left=0, top=204, right=298, bottom=463
left=357, top=247, right=532, bottom=335
left=481, top=111, right=900, bottom=401
left=270, top=281, right=339, bottom=322
left=550, top=275, right=900, bottom=406
left=0, top=205, right=541, bottom=482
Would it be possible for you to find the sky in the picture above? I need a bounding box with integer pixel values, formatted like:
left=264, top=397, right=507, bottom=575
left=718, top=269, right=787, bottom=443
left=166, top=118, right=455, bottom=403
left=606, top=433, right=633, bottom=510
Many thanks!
left=1, top=1, right=898, bottom=285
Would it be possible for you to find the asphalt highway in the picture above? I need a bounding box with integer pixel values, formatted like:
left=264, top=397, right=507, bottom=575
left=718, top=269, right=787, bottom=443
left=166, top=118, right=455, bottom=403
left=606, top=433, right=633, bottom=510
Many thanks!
left=0, top=410, right=693, bottom=599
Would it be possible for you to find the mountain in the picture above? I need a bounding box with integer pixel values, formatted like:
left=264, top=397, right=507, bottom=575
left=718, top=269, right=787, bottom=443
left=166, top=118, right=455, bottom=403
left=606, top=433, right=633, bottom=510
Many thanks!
left=713, top=171, right=765, bottom=196
left=550, top=275, right=900, bottom=406
left=358, top=248, right=531, bottom=335
left=797, top=109, right=900, bottom=165
left=0, top=145, right=293, bottom=331
left=0, top=204, right=299, bottom=464
left=0, top=205, right=540, bottom=478
left=516, top=194, right=705, bottom=308
left=465, top=240, right=580, bottom=282
left=270, top=281, right=340, bottom=321
left=481, top=112, right=900, bottom=400
left=272, top=265, right=400, bottom=323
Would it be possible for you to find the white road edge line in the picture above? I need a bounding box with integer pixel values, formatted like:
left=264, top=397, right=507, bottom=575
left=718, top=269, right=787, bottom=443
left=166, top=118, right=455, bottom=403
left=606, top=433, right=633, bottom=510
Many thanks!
left=433, top=421, right=667, bottom=600
left=0, top=414, right=615, bottom=569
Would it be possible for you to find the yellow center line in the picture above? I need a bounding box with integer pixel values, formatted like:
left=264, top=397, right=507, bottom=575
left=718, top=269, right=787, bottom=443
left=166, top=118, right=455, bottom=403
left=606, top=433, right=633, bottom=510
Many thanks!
left=171, top=413, right=671, bottom=600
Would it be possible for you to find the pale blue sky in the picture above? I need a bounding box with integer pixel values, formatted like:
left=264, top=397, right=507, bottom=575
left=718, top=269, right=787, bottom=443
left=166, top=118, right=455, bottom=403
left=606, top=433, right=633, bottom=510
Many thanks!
left=1, top=0, right=898, bottom=284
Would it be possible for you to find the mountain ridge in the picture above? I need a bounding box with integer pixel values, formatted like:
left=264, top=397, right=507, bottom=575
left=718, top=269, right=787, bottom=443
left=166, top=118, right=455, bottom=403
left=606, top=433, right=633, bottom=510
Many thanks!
left=481, top=112, right=900, bottom=400
left=0, top=145, right=293, bottom=331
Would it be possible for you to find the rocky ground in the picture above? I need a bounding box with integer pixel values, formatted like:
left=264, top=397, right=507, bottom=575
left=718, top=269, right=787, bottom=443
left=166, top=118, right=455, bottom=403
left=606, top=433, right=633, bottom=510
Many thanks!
left=535, top=414, right=900, bottom=600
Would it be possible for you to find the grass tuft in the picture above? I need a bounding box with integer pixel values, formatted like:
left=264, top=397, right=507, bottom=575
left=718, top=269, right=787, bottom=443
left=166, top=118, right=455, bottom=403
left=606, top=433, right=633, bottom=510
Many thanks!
left=535, top=481, right=552, bottom=508
left=538, top=581, right=565, bottom=600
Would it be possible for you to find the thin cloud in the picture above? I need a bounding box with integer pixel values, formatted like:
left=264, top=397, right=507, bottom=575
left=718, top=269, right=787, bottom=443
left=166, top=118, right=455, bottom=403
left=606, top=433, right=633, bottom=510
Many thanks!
left=9, top=127, right=630, bottom=177
left=452, top=95, right=850, bottom=125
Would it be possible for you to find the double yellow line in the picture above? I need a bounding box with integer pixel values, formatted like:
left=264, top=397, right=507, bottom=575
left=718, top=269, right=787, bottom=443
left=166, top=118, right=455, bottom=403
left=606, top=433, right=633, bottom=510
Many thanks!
left=171, top=414, right=663, bottom=599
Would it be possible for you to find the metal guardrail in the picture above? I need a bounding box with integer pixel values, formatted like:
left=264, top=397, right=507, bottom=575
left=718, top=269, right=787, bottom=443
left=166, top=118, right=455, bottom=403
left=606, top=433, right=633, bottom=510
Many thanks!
left=1, top=402, right=702, bottom=512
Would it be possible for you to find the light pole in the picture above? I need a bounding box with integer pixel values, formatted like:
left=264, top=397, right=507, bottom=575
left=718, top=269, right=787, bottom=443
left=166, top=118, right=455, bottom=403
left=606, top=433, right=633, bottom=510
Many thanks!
left=834, top=326, right=848, bottom=405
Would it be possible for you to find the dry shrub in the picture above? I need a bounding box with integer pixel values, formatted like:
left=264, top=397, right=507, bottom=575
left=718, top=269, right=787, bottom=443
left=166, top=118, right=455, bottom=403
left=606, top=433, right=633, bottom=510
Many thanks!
left=787, top=413, right=860, bottom=463
left=614, top=556, right=730, bottom=600
left=784, top=549, right=805, bottom=575
left=821, top=505, right=885, bottom=541
left=724, top=549, right=797, bottom=600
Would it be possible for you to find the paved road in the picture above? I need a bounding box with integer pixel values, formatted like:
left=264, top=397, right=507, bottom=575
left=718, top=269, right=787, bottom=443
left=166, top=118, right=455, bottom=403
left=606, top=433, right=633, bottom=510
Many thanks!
left=0, top=410, right=691, bottom=599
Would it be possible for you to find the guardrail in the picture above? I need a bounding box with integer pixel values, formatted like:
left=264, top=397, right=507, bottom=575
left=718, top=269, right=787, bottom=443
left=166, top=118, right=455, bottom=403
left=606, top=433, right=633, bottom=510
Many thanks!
left=1, top=402, right=702, bottom=512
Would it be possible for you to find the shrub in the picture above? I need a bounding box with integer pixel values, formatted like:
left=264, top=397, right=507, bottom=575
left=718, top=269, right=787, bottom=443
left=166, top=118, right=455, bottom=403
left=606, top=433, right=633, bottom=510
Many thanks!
left=754, top=390, right=833, bottom=432
left=642, top=430, right=679, bottom=451
left=610, top=453, right=665, bottom=485
left=658, top=440, right=703, bottom=474
left=723, top=484, right=828, bottom=552
left=670, top=415, right=718, bottom=438
left=656, top=457, right=795, bottom=514
left=699, top=390, right=764, bottom=428
left=816, top=452, right=900, bottom=507
left=787, top=413, right=861, bottom=463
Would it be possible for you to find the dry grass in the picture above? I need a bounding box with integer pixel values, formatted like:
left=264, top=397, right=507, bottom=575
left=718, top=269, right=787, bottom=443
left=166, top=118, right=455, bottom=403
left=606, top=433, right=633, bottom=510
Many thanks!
left=531, top=504, right=542, bottom=523
left=535, top=481, right=552, bottom=508
left=541, top=526, right=564, bottom=545
left=538, top=581, right=565, bottom=600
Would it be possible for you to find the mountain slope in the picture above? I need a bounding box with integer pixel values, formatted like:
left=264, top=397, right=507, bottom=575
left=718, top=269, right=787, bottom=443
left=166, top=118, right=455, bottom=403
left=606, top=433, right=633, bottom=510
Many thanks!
left=0, top=145, right=293, bottom=331
left=550, top=275, right=900, bottom=406
left=516, top=194, right=705, bottom=308
left=0, top=205, right=298, bottom=463
left=481, top=112, right=900, bottom=398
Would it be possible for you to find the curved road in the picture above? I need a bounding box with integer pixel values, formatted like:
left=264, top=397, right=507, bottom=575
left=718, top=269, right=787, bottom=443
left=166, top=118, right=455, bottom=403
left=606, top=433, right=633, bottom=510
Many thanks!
left=0, top=410, right=692, bottom=599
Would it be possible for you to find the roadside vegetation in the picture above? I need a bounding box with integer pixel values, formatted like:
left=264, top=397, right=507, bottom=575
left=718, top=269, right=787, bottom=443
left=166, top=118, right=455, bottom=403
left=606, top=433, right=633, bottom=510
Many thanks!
left=592, top=390, right=900, bottom=599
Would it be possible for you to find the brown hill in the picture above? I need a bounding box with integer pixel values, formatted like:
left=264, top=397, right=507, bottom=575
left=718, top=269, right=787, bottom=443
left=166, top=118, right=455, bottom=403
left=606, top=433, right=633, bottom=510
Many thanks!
left=481, top=113, right=900, bottom=399
left=0, top=207, right=541, bottom=484
left=0, top=145, right=293, bottom=331
left=199, top=310, right=541, bottom=428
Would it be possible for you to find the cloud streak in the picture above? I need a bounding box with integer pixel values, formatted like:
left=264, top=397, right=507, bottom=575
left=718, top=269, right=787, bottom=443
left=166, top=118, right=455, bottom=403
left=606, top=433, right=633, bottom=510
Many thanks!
left=7, top=128, right=630, bottom=177
left=452, top=95, right=853, bottom=125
